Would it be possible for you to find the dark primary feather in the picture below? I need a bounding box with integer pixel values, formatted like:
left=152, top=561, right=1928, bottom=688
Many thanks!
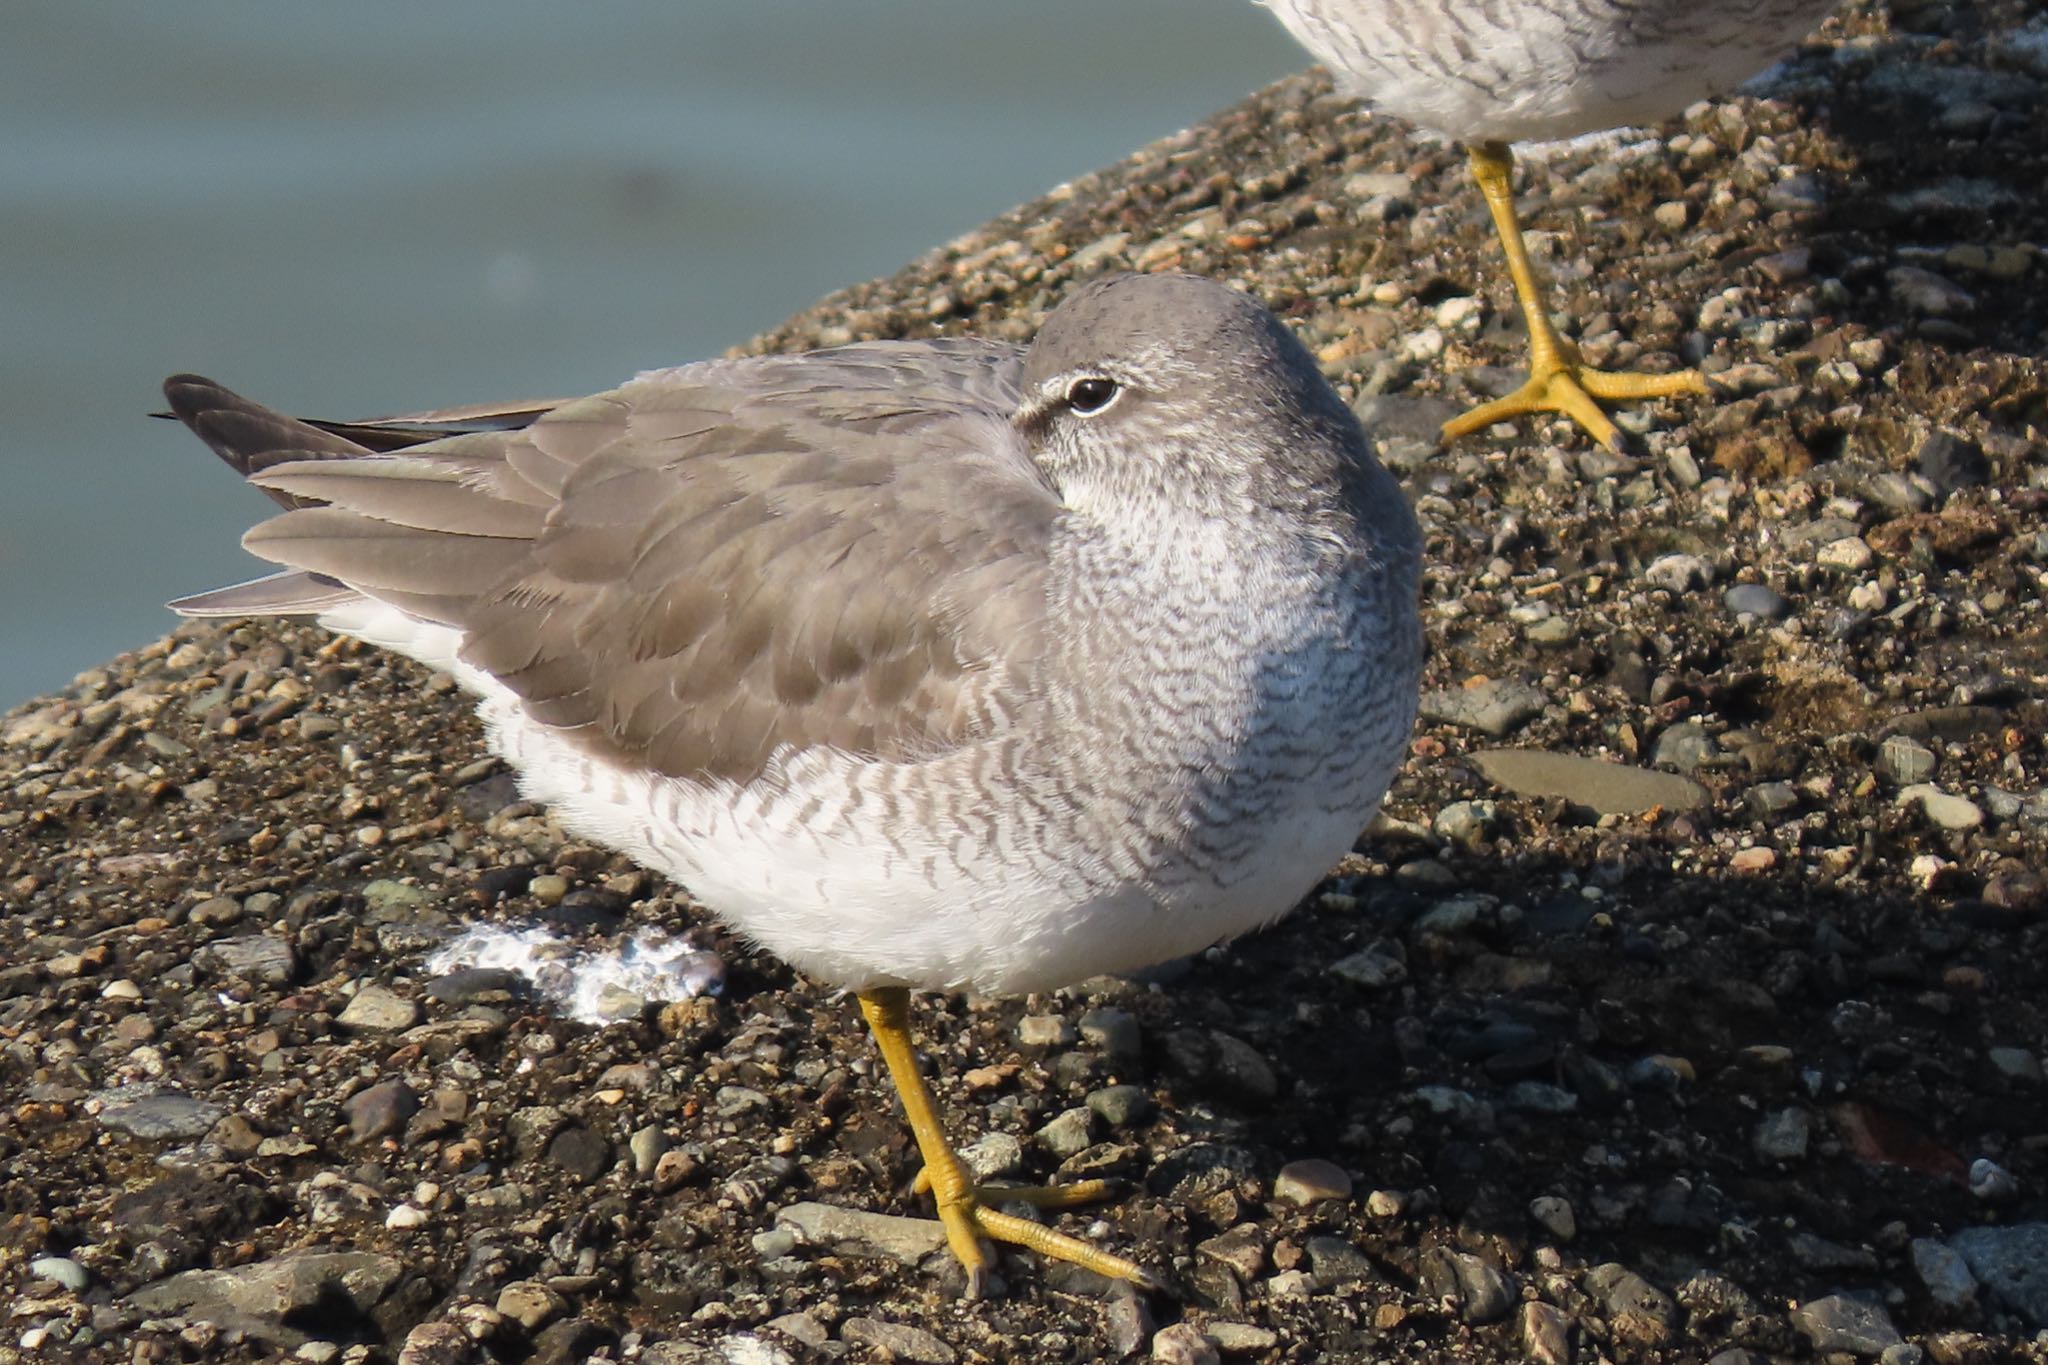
left=165, top=342, right=1058, bottom=784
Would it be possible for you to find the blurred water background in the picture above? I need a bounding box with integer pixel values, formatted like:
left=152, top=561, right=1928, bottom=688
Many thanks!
left=1, top=1, right=1302, bottom=707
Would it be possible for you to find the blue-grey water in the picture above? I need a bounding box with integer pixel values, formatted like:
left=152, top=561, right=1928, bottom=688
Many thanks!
left=1, top=2, right=1302, bottom=708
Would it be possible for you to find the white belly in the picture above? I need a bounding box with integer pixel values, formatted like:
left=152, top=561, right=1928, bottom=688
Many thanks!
left=1261, top=0, right=1834, bottom=143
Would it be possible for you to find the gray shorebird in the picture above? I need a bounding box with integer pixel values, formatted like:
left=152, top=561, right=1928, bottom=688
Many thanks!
left=1256, top=0, right=1837, bottom=449
left=164, top=272, right=1424, bottom=1294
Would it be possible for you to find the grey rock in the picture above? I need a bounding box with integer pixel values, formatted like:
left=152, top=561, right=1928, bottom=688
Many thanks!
left=547, top=1126, right=611, bottom=1181
left=1329, top=943, right=1406, bottom=988
left=1305, top=1235, right=1375, bottom=1286
left=1432, top=799, right=1497, bottom=845
left=193, top=933, right=297, bottom=987
left=337, top=983, right=421, bottom=1031
left=1471, top=749, right=1708, bottom=815
left=1644, top=552, right=1712, bottom=593
left=1652, top=721, right=1716, bottom=772
left=1748, top=781, right=1800, bottom=817
left=125, top=1250, right=404, bottom=1348
left=776, top=1202, right=945, bottom=1266
left=362, top=879, right=433, bottom=914
left=1910, top=1237, right=1979, bottom=1311
left=1273, top=1158, right=1352, bottom=1206
left=1522, top=1302, right=1571, bottom=1365
left=841, top=1318, right=956, bottom=1365
left=1528, top=1194, right=1577, bottom=1242
left=1078, top=1007, right=1143, bottom=1069
left=1588, top=1263, right=1678, bottom=1347
left=1085, top=1084, right=1154, bottom=1129
left=1724, top=583, right=1791, bottom=619
left=1968, top=1158, right=2019, bottom=1203
left=1916, top=429, right=1990, bottom=497
left=1896, top=784, right=1984, bottom=831
left=29, top=1256, right=89, bottom=1292
left=1419, top=677, right=1545, bottom=738
left=1150, top=1323, right=1220, bottom=1365
left=1792, top=1292, right=1904, bottom=1356
left=343, top=1080, right=420, bottom=1143
left=1987, top=1047, right=2043, bottom=1082
left=1036, top=1106, right=1097, bottom=1158
left=95, top=1085, right=226, bottom=1141
left=1878, top=735, right=1938, bottom=784
left=958, top=1131, right=1024, bottom=1181
left=1419, top=1247, right=1514, bottom=1324
left=1950, top=1224, right=2048, bottom=1325
left=1161, top=1028, right=1279, bottom=1104
left=1754, top=1106, right=1812, bottom=1162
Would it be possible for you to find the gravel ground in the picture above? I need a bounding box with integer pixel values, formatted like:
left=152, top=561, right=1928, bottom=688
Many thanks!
left=5, top=2, right=2048, bottom=1362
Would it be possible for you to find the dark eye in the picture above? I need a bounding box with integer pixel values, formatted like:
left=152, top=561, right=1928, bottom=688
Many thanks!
left=1065, top=376, right=1119, bottom=414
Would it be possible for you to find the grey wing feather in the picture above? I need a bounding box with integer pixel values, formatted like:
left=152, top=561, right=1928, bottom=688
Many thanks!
left=166, top=343, right=1057, bottom=784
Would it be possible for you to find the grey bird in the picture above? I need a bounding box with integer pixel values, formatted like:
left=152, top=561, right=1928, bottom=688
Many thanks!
left=164, top=271, right=1424, bottom=1294
left=1256, top=0, right=1837, bottom=449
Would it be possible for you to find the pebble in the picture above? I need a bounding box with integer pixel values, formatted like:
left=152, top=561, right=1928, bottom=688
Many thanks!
left=1645, top=552, right=1713, bottom=593
left=1204, top=1322, right=1278, bottom=1353
left=95, top=1085, right=227, bottom=1141
left=1910, top=1238, right=1979, bottom=1311
left=1329, top=944, right=1406, bottom=988
left=1895, top=784, right=1984, bottom=831
left=1651, top=721, right=1716, bottom=773
left=775, top=1202, right=946, bottom=1266
left=1724, top=582, right=1791, bottom=619
left=1365, top=1188, right=1405, bottom=1219
left=1432, top=799, right=1496, bottom=845
left=1588, top=1264, right=1677, bottom=1347
left=1470, top=749, right=1708, bottom=816
left=343, top=1080, right=420, bottom=1143
left=1150, top=1323, right=1220, bottom=1365
left=1161, top=1028, right=1279, bottom=1104
left=1035, top=1106, right=1096, bottom=1158
left=1419, top=1247, right=1515, bottom=1324
left=1817, top=536, right=1876, bottom=572
left=28, top=1256, right=89, bottom=1292
left=1915, top=429, right=1990, bottom=497
left=1272, top=1158, right=1352, bottom=1206
left=1528, top=1194, right=1577, bottom=1242
left=126, top=1250, right=405, bottom=1349
left=1754, top=1106, right=1812, bottom=1162
left=1418, top=677, right=1546, bottom=738
left=1792, top=1292, right=1904, bottom=1356
left=1878, top=735, right=1939, bottom=784
left=1521, top=1301, right=1571, bottom=1365
left=957, top=1131, right=1024, bottom=1181
left=337, top=983, right=421, bottom=1031
left=194, top=933, right=298, bottom=987
left=1018, top=1014, right=1076, bottom=1047
left=1987, top=1046, right=2042, bottom=1082
left=1948, top=1223, right=2048, bottom=1326
left=1086, top=1084, right=1154, bottom=1128
left=1967, top=1158, right=2019, bottom=1203
left=1077, top=1007, right=1143, bottom=1068
left=527, top=874, right=569, bottom=905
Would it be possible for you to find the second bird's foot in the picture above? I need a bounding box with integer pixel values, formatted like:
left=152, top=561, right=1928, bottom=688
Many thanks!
left=1441, top=360, right=1709, bottom=452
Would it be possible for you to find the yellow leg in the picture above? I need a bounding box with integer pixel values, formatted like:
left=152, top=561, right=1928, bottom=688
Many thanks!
left=1440, top=140, right=1708, bottom=452
left=856, top=987, right=1158, bottom=1297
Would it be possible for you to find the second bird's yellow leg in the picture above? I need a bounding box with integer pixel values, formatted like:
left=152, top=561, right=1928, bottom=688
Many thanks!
left=1440, top=140, right=1708, bottom=451
left=856, top=987, right=1158, bottom=1298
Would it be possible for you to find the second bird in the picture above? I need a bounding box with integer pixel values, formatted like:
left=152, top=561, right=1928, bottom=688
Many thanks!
left=1257, top=0, right=1838, bottom=450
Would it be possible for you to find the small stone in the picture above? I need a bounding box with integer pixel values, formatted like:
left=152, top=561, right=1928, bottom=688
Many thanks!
left=29, top=1256, right=89, bottom=1292
left=1887, top=265, right=1974, bottom=318
left=1150, top=1323, right=1220, bottom=1365
left=1817, top=536, right=1876, bottom=571
left=1645, top=553, right=1712, bottom=593
left=1419, top=1247, right=1515, bottom=1324
left=1878, top=735, right=1938, bottom=784
left=1471, top=749, right=1707, bottom=816
left=1910, top=1238, right=1978, bottom=1311
left=1365, top=1188, right=1405, bottom=1219
left=1967, top=1158, right=2018, bottom=1202
left=1329, top=943, right=1405, bottom=989
left=1754, top=1106, right=1811, bottom=1162
left=1419, top=676, right=1545, bottom=738
left=1432, top=799, right=1497, bottom=845
left=957, top=1131, right=1024, bottom=1182
left=1528, top=1194, right=1577, bottom=1242
left=776, top=1202, right=945, bottom=1266
left=1078, top=1007, right=1143, bottom=1067
left=629, top=1125, right=670, bottom=1176
left=496, top=1281, right=564, bottom=1331
left=194, top=933, right=297, bottom=987
left=1652, top=721, right=1716, bottom=773
left=1987, top=1047, right=2042, bottom=1082
left=1724, top=583, right=1791, bottom=619
left=1915, top=430, right=1990, bottom=497
left=1792, top=1292, right=1904, bottom=1356
left=343, top=1081, right=420, bottom=1143
left=1306, top=1235, right=1376, bottom=1286
left=1035, top=1107, right=1096, bottom=1159
left=1018, top=1014, right=1076, bottom=1047
left=1896, top=785, right=1984, bottom=831
left=547, top=1126, right=611, bottom=1182
left=337, top=984, right=421, bottom=1032
left=95, top=1086, right=227, bottom=1141
left=1588, top=1263, right=1677, bottom=1348
left=1273, top=1158, right=1352, bottom=1206
left=1086, top=1084, right=1154, bottom=1128
left=1204, top=1322, right=1278, bottom=1354
left=1521, top=1301, right=1571, bottom=1365
left=1161, top=1029, right=1278, bottom=1104
left=1949, top=1223, right=2048, bottom=1325
left=526, top=874, right=569, bottom=906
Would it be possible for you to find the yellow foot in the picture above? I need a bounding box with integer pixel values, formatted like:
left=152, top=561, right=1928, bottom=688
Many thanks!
left=1440, top=359, right=1708, bottom=452
left=858, top=988, right=1159, bottom=1297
